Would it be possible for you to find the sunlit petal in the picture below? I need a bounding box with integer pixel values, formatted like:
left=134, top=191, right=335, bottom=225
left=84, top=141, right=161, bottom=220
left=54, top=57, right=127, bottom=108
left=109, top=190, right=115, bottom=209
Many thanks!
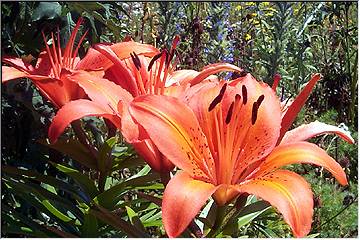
left=279, top=74, right=322, bottom=141
left=281, top=121, right=355, bottom=144
left=48, top=99, right=119, bottom=143
left=163, top=171, right=218, bottom=238
left=130, top=95, right=216, bottom=182
left=255, top=141, right=347, bottom=185
left=233, top=170, right=313, bottom=237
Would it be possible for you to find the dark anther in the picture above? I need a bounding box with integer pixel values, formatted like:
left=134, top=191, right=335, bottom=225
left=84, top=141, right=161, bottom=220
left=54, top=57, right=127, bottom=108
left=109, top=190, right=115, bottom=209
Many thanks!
left=148, top=52, right=163, bottom=71
left=257, top=94, right=265, bottom=106
left=208, top=83, right=227, bottom=111
left=225, top=101, right=234, bottom=124
left=130, top=52, right=141, bottom=70
left=242, top=85, right=248, bottom=104
left=235, top=94, right=241, bottom=102
left=251, top=101, right=259, bottom=125
left=251, top=95, right=264, bottom=125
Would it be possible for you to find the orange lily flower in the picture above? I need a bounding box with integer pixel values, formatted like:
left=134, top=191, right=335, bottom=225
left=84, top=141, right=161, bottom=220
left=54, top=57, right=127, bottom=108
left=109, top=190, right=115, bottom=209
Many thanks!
left=1, top=18, right=95, bottom=108
left=129, top=73, right=354, bottom=237
left=48, top=38, right=242, bottom=173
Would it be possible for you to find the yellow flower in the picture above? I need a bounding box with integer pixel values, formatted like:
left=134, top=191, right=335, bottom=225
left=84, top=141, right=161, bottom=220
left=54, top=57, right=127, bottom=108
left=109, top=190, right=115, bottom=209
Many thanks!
left=251, top=13, right=257, bottom=17
left=245, top=33, right=252, bottom=41
left=265, top=12, right=274, bottom=17
left=235, top=5, right=243, bottom=11
left=245, top=2, right=255, bottom=6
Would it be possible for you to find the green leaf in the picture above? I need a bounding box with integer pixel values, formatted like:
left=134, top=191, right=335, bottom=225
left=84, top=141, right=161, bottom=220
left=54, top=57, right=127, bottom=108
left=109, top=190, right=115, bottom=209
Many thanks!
left=94, top=171, right=160, bottom=210
left=1, top=211, right=51, bottom=237
left=32, top=2, right=61, bottom=21
left=50, top=162, right=99, bottom=198
left=90, top=205, right=149, bottom=237
left=3, top=176, right=83, bottom=223
left=41, top=199, right=73, bottom=222
left=39, top=138, right=98, bottom=169
left=2, top=165, right=87, bottom=203
left=98, top=137, right=117, bottom=173
left=125, top=206, right=146, bottom=232
left=81, top=212, right=99, bottom=237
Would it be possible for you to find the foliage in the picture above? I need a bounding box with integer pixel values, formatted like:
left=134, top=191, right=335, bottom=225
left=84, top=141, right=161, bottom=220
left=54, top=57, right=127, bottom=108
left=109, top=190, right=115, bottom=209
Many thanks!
left=1, top=1, right=357, bottom=238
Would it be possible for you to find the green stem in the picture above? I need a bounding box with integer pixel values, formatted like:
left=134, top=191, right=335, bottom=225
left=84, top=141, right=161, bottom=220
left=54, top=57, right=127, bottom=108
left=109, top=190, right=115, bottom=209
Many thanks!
left=71, top=120, right=98, bottom=159
left=206, top=204, right=228, bottom=237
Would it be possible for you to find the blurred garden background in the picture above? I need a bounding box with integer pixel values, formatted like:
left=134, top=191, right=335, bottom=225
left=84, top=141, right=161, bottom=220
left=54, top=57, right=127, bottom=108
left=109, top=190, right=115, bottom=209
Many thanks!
left=1, top=1, right=358, bottom=238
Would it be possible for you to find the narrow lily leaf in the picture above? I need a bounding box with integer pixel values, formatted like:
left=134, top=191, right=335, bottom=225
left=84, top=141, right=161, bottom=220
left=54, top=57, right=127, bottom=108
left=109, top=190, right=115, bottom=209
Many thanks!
left=39, top=138, right=98, bottom=169
left=279, top=73, right=322, bottom=142
left=81, top=212, right=99, bottom=237
left=189, top=63, right=243, bottom=86
left=98, top=137, right=117, bottom=173
left=280, top=121, right=355, bottom=144
left=50, top=162, right=99, bottom=198
left=125, top=206, right=147, bottom=232
left=256, top=141, right=347, bottom=186
left=94, top=172, right=160, bottom=210
left=233, top=170, right=313, bottom=238
left=1, top=209, right=55, bottom=237
left=2, top=165, right=87, bottom=202
left=237, top=204, right=270, bottom=229
left=3, top=177, right=81, bottom=226
left=162, top=172, right=218, bottom=238
left=90, top=205, right=149, bottom=237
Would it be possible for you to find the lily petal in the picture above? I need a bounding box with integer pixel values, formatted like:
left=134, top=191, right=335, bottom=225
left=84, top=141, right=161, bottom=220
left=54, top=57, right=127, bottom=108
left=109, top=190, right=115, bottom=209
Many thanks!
left=65, top=70, right=133, bottom=110
left=162, top=171, right=217, bottom=238
left=2, top=66, right=30, bottom=82
left=255, top=141, right=347, bottom=185
left=129, top=95, right=216, bottom=182
left=281, top=121, right=355, bottom=145
left=76, top=41, right=159, bottom=71
left=2, top=56, right=35, bottom=72
left=165, top=69, right=200, bottom=86
left=132, top=140, right=174, bottom=173
left=279, top=74, right=322, bottom=142
left=233, top=170, right=313, bottom=237
left=189, top=63, right=242, bottom=86
left=48, top=99, right=119, bottom=143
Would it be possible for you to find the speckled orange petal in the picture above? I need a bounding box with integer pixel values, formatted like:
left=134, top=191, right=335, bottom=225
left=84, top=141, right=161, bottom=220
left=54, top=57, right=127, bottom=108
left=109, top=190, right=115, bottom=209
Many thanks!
left=129, top=95, right=216, bottom=182
left=255, top=141, right=347, bottom=186
left=233, top=170, right=313, bottom=238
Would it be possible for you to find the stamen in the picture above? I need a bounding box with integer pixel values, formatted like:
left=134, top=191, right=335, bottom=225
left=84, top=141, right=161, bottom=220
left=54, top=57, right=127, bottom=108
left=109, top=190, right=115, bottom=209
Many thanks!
left=257, top=94, right=265, bottom=105
left=242, top=85, right=247, bottom=104
left=235, top=93, right=241, bottom=102
left=130, top=52, right=141, bottom=70
left=225, top=101, right=234, bottom=124
left=208, top=83, right=227, bottom=112
left=148, top=52, right=162, bottom=71
left=133, top=52, right=141, bottom=68
left=251, top=95, right=265, bottom=125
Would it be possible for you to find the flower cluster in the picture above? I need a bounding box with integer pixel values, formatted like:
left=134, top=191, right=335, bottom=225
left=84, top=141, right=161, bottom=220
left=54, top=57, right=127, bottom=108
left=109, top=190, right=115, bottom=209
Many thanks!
left=2, top=18, right=354, bottom=238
